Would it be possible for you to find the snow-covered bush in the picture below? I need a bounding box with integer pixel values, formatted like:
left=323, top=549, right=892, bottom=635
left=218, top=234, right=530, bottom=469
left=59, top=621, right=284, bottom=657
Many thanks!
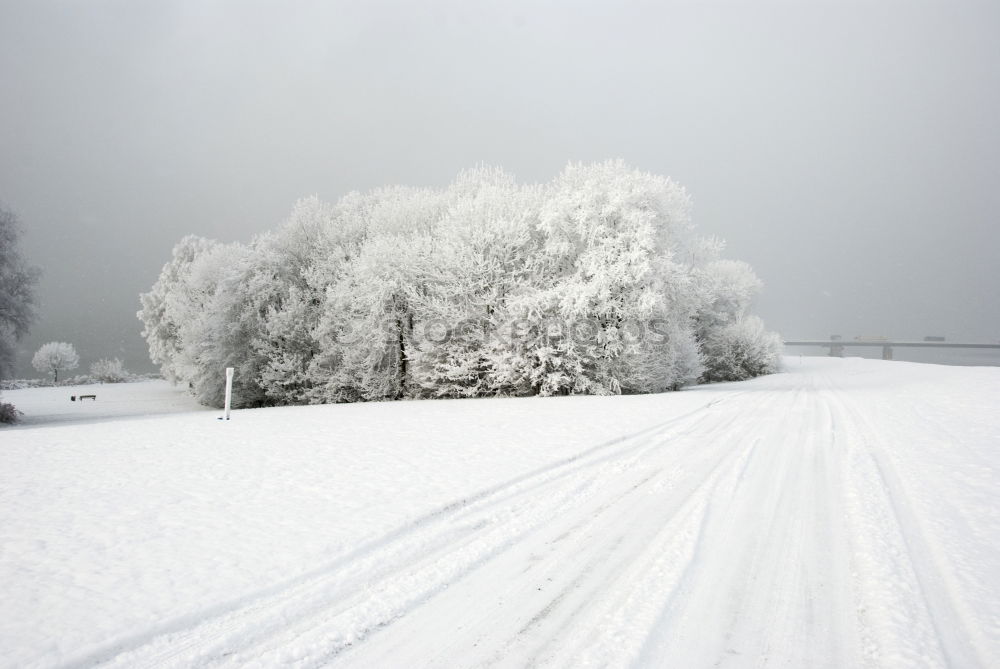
left=90, top=358, right=130, bottom=383
left=139, top=162, right=781, bottom=408
left=32, top=342, right=79, bottom=383
left=700, top=316, right=783, bottom=383
left=0, top=400, right=20, bottom=424
left=0, top=378, right=44, bottom=391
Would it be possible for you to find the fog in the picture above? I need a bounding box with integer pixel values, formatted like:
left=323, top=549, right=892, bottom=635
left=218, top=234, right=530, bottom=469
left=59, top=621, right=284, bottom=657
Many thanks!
left=2, top=0, right=998, bottom=376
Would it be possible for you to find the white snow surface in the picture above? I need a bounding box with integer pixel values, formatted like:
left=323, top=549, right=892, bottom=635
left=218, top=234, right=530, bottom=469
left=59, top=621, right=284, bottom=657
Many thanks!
left=1, top=357, right=998, bottom=668
left=2, top=380, right=212, bottom=426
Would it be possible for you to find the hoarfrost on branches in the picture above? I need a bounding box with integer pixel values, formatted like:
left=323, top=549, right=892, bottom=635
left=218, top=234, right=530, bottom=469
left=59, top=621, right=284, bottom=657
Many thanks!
left=31, top=342, right=79, bottom=383
left=0, top=206, right=40, bottom=380
left=138, top=162, right=781, bottom=408
left=90, top=358, right=130, bottom=383
left=701, top=316, right=784, bottom=382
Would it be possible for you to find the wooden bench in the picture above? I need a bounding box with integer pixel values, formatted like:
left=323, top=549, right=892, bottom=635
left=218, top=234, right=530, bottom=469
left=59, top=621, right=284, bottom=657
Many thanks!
left=71, top=394, right=97, bottom=401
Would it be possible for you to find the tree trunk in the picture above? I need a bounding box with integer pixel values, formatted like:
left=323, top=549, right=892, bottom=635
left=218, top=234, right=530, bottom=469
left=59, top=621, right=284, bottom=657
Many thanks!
left=395, top=312, right=415, bottom=399
left=397, top=317, right=406, bottom=398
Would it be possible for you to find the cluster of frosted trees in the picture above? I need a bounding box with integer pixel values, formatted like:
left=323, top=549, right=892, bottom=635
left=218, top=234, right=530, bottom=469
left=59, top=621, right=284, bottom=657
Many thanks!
left=138, top=162, right=782, bottom=409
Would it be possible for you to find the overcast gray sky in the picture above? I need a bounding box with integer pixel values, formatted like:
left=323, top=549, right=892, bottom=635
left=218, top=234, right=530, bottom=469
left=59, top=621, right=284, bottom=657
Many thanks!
left=2, top=0, right=998, bottom=375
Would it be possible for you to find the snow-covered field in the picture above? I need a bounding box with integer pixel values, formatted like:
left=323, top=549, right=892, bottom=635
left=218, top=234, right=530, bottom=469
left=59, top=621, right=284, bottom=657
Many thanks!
left=2, top=380, right=213, bottom=427
left=1, top=357, right=997, bottom=668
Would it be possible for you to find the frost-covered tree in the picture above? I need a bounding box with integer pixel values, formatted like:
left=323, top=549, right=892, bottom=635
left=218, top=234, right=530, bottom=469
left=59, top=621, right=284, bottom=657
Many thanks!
left=409, top=167, right=539, bottom=398
left=313, top=229, right=429, bottom=401
left=689, top=257, right=780, bottom=382
left=252, top=196, right=352, bottom=405
left=139, top=237, right=262, bottom=407
left=694, top=259, right=763, bottom=336
left=309, top=186, right=448, bottom=402
left=140, top=162, right=782, bottom=408
left=138, top=235, right=218, bottom=382
left=0, top=205, right=40, bottom=380
left=170, top=242, right=270, bottom=408
left=255, top=283, right=320, bottom=404
left=32, top=342, right=79, bottom=383
left=517, top=160, right=703, bottom=395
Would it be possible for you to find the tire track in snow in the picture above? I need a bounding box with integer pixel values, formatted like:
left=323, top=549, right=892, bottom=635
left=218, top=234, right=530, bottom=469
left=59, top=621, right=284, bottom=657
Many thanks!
left=30, top=361, right=997, bottom=668
left=237, top=394, right=769, bottom=668
left=826, top=381, right=993, bottom=669
left=319, top=386, right=795, bottom=668
left=631, top=380, right=861, bottom=667
left=523, top=433, right=763, bottom=668
left=76, top=392, right=751, bottom=669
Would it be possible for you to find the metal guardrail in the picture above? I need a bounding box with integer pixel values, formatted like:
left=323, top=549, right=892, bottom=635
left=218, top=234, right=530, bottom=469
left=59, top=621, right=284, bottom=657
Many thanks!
left=783, top=339, right=1000, bottom=360
left=784, top=341, right=1000, bottom=349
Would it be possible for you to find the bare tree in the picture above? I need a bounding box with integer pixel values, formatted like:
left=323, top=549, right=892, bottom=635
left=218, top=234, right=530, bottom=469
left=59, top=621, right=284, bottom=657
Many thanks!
left=0, top=205, right=40, bottom=379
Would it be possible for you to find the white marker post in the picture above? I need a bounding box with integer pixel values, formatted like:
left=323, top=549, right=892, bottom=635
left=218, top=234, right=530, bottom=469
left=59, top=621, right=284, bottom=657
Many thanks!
left=223, top=367, right=234, bottom=420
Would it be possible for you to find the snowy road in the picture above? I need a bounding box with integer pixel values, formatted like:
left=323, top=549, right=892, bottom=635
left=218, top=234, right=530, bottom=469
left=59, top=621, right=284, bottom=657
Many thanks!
left=2, top=358, right=998, bottom=668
